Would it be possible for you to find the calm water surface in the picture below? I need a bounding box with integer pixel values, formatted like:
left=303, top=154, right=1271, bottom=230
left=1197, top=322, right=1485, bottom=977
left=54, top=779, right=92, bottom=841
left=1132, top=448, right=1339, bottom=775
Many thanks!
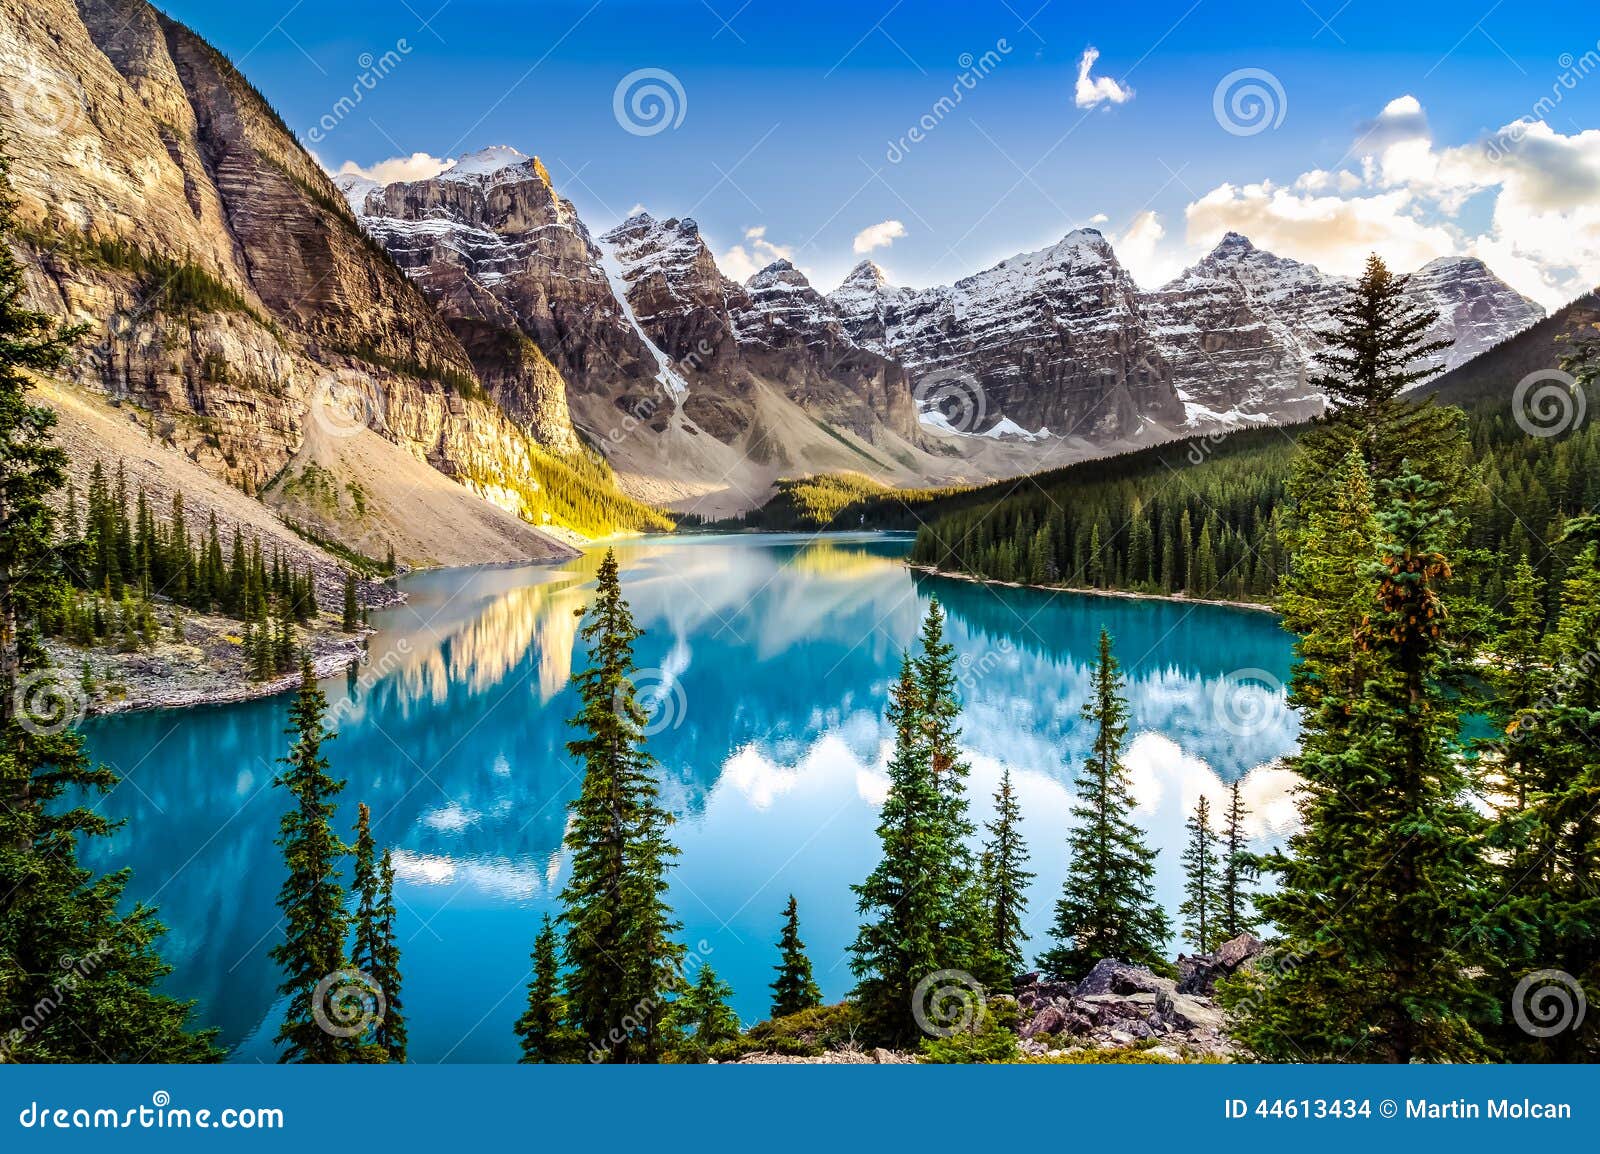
left=78, top=533, right=1301, bottom=1061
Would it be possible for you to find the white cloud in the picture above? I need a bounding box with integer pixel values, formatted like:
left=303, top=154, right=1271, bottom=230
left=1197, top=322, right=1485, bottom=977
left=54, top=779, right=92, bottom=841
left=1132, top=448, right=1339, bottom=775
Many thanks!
left=1074, top=47, right=1134, bottom=110
left=852, top=219, right=907, bottom=254
left=333, top=152, right=451, bottom=184
left=717, top=225, right=799, bottom=281
left=1185, top=180, right=1457, bottom=278
left=1165, top=94, right=1600, bottom=309
left=1111, top=210, right=1184, bottom=288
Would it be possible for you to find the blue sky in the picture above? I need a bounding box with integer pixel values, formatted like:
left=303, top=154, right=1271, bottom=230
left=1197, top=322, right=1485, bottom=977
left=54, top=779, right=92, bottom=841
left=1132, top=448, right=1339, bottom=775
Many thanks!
left=157, top=0, right=1600, bottom=306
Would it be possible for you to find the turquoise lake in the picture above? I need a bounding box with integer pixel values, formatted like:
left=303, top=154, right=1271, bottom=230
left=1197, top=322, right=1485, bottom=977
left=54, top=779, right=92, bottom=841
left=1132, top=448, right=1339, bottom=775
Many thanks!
left=77, top=532, right=1302, bottom=1061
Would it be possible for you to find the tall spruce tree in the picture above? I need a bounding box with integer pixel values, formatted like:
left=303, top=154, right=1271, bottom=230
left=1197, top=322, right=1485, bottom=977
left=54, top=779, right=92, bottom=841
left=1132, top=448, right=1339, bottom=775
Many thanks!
left=558, top=549, right=683, bottom=1062
left=1038, top=629, right=1170, bottom=979
left=349, top=803, right=405, bottom=1062
left=769, top=894, right=822, bottom=1019
left=1177, top=796, right=1224, bottom=953
left=1227, top=468, right=1493, bottom=1062
left=912, top=599, right=985, bottom=970
left=1218, top=780, right=1257, bottom=941
left=371, top=849, right=407, bottom=1062
left=977, top=767, right=1033, bottom=986
left=1287, top=255, right=1466, bottom=555
left=516, top=915, right=578, bottom=1063
left=0, top=150, right=218, bottom=1062
left=269, top=655, right=353, bottom=1063
left=849, top=655, right=950, bottom=1044
left=1486, top=525, right=1600, bottom=1061
left=1484, top=558, right=1546, bottom=845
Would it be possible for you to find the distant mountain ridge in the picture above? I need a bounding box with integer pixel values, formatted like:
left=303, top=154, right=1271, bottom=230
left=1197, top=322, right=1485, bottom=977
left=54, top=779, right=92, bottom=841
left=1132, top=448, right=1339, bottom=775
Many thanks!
left=832, top=230, right=1546, bottom=432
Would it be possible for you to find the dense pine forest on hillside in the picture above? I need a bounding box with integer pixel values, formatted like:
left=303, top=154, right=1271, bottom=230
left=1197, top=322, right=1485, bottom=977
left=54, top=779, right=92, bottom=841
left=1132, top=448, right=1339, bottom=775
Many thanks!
left=907, top=392, right=1600, bottom=617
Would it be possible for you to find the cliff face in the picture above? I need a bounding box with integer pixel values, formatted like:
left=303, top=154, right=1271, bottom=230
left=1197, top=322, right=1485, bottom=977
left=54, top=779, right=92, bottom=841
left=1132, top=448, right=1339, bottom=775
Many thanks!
left=342, top=170, right=938, bottom=513
left=0, top=0, right=592, bottom=559
left=828, top=230, right=1186, bottom=440
left=1140, top=233, right=1343, bottom=424
left=1141, top=234, right=1545, bottom=425
left=598, top=213, right=918, bottom=445
left=832, top=230, right=1545, bottom=434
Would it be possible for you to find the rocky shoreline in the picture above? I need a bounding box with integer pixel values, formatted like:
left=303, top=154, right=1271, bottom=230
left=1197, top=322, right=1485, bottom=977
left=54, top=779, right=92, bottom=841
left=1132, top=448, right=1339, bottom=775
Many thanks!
left=47, top=600, right=391, bottom=718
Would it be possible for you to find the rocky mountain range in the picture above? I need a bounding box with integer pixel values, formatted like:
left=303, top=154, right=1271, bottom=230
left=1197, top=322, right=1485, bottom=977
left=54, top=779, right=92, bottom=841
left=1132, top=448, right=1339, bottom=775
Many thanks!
left=0, top=0, right=640, bottom=564
left=833, top=229, right=1545, bottom=433
left=0, top=0, right=1551, bottom=542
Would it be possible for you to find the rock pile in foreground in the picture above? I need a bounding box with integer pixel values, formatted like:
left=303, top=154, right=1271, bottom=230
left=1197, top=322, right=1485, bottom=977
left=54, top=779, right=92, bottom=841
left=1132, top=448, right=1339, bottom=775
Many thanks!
left=1015, top=933, right=1264, bottom=1060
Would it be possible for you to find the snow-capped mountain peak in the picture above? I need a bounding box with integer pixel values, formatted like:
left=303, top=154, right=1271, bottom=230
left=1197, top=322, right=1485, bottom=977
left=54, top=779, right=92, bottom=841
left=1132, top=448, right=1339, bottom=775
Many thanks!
left=442, top=144, right=531, bottom=181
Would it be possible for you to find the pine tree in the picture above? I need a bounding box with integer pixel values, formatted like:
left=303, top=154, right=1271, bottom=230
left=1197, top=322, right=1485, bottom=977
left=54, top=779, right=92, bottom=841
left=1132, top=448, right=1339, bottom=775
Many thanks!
left=558, top=549, right=683, bottom=1062
left=0, top=150, right=218, bottom=1062
left=769, top=894, right=822, bottom=1019
left=371, top=849, right=407, bottom=1062
left=1177, top=796, right=1224, bottom=953
left=670, top=965, right=741, bottom=1063
left=1038, top=629, right=1170, bottom=979
left=977, top=768, right=1033, bottom=986
left=665, top=960, right=739, bottom=1062
left=516, top=915, right=578, bottom=1063
left=1227, top=468, right=1493, bottom=1062
left=1288, top=254, right=1466, bottom=546
left=1218, top=780, right=1257, bottom=941
left=849, top=656, right=951, bottom=1044
left=912, top=599, right=984, bottom=970
left=348, top=803, right=404, bottom=1062
left=1487, top=527, right=1600, bottom=1061
left=269, top=654, right=353, bottom=1063
left=341, top=572, right=359, bottom=632
left=1485, top=557, right=1546, bottom=837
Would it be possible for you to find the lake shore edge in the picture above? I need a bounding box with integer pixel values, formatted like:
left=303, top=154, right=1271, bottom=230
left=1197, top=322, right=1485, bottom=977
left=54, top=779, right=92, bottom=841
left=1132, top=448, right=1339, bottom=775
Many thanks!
left=907, top=564, right=1279, bottom=615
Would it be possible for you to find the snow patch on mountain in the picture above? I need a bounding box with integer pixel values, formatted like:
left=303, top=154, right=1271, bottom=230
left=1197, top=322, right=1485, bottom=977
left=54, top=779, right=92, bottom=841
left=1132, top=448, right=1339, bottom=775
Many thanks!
left=596, top=238, right=690, bottom=399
